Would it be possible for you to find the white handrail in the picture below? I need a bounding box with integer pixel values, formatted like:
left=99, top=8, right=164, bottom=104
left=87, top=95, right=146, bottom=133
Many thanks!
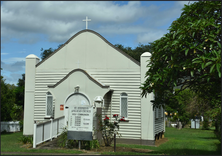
left=33, top=116, right=65, bottom=148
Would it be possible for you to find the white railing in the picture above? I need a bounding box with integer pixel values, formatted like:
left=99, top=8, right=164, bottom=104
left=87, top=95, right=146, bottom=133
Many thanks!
left=1, top=121, right=20, bottom=132
left=33, top=116, right=65, bottom=148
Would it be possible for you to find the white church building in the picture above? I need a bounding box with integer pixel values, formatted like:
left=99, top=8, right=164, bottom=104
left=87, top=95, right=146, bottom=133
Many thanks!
left=23, top=29, right=165, bottom=145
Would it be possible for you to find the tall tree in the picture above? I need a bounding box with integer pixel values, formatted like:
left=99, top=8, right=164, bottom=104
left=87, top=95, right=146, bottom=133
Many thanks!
left=40, top=48, right=54, bottom=61
left=1, top=70, right=15, bottom=121
left=14, top=74, right=25, bottom=107
left=114, top=43, right=152, bottom=62
left=40, top=44, right=64, bottom=61
left=140, top=1, right=221, bottom=136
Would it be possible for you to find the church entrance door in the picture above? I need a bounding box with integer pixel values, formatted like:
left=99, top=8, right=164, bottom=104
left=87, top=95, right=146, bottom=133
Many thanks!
left=64, top=93, right=90, bottom=125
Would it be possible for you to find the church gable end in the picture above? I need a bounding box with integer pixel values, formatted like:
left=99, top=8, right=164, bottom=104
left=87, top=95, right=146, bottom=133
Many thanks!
left=36, top=29, right=140, bottom=70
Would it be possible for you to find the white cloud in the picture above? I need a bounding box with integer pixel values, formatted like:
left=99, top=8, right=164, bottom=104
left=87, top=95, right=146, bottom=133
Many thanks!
left=1, top=1, right=186, bottom=44
left=1, top=73, right=22, bottom=85
left=97, top=25, right=148, bottom=34
left=1, top=53, right=9, bottom=55
left=1, top=1, right=149, bottom=43
left=175, top=1, right=197, bottom=8
left=1, top=61, right=25, bottom=72
left=137, top=30, right=167, bottom=43
left=2, top=57, right=26, bottom=64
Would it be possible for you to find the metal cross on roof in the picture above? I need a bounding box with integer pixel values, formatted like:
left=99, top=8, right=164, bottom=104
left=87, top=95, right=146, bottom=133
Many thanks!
left=76, top=60, right=81, bottom=68
left=83, top=16, right=91, bottom=29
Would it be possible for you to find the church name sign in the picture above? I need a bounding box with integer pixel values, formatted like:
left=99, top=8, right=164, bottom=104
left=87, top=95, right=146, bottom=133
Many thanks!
left=67, top=105, right=93, bottom=140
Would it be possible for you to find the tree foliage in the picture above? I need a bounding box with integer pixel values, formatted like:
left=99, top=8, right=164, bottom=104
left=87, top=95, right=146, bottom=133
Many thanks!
left=1, top=73, right=15, bottom=121
left=1, top=68, right=25, bottom=121
left=40, top=44, right=64, bottom=61
left=14, top=74, right=25, bottom=107
left=165, top=89, right=193, bottom=126
left=40, top=47, right=54, bottom=61
left=114, top=43, right=152, bottom=62
left=140, top=1, right=221, bottom=137
left=141, top=1, right=221, bottom=107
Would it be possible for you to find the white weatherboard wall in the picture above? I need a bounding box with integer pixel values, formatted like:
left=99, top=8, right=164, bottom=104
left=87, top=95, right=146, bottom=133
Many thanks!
left=23, top=54, right=40, bottom=136
left=31, top=30, right=142, bottom=140
left=140, top=52, right=155, bottom=140
left=92, top=70, right=141, bottom=139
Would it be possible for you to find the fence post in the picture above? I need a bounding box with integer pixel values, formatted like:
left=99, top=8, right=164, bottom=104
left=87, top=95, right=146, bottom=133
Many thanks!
left=50, top=118, right=53, bottom=141
left=114, top=133, right=116, bottom=152
left=33, top=121, right=37, bottom=148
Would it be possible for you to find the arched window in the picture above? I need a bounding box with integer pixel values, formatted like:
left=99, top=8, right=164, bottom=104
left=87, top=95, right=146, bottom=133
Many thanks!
left=120, top=93, right=128, bottom=118
left=46, top=92, right=53, bottom=117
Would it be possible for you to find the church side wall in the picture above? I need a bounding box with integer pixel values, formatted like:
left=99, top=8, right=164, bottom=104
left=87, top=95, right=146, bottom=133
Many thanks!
left=90, top=70, right=141, bottom=140
left=154, top=109, right=164, bottom=135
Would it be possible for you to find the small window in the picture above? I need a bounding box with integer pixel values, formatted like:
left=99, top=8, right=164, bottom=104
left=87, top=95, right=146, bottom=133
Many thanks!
left=46, top=92, right=53, bottom=117
left=161, top=106, right=163, bottom=118
left=155, top=107, right=158, bottom=119
left=120, top=93, right=128, bottom=118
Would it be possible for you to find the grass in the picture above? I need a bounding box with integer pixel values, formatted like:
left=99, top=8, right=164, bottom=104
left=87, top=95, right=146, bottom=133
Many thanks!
left=1, top=127, right=221, bottom=155
left=102, top=127, right=221, bottom=155
left=1, top=132, right=83, bottom=154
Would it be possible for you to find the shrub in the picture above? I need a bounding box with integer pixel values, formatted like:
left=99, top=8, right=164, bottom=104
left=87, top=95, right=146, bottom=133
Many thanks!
left=202, top=119, right=210, bottom=130
left=97, top=114, right=124, bottom=146
left=57, top=126, right=100, bottom=149
left=66, top=140, right=78, bottom=149
left=92, top=139, right=100, bottom=149
left=18, top=135, right=33, bottom=144
left=57, top=126, right=68, bottom=148
left=1, top=130, right=7, bottom=134
left=19, top=120, right=23, bottom=131
left=10, top=104, right=23, bottom=121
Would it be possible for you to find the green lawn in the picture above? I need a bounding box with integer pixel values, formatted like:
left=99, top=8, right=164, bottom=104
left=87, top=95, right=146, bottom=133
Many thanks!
left=1, top=127, right=221, bottom=155
left=102, top=127, right=221, bottom=155
left=1, top=132, right=83, bottom=154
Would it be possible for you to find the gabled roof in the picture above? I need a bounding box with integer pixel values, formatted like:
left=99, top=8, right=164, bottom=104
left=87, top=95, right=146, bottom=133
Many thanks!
left=36, top=29, right=140, bottom=67
left=48, top=68, right=109, bottom=88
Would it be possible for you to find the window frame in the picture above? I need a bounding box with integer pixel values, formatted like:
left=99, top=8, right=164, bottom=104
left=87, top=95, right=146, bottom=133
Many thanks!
left=155, top=107, right=159, bottom=119
left=161, top=106, right=163, bottom=118
left=45, top=92, right=53, bottom=118
left=120, top=92, right=128, bottom=119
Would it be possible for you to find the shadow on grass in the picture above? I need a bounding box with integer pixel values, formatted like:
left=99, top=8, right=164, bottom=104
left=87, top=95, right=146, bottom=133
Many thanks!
left=149, top=148, right=221, bottom=155
left=1, top=132, right=18, bottom=135
left=215, top=142, right=221, bottom=153
left=198, top=137, right=218, bottom=140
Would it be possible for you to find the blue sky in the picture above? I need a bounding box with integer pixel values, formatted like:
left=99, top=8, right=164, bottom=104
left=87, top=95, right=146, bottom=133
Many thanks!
left=1, top=1, right=193, bottom=85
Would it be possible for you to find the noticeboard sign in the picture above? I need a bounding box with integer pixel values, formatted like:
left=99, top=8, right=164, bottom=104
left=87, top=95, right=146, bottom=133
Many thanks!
left=68, top=105, right=93, bottom=132
left=67, top=105, right=93, bottom=140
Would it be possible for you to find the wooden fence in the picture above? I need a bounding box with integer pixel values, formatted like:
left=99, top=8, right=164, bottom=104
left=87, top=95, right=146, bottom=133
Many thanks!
left=33, top=116, right=65, bottom=148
